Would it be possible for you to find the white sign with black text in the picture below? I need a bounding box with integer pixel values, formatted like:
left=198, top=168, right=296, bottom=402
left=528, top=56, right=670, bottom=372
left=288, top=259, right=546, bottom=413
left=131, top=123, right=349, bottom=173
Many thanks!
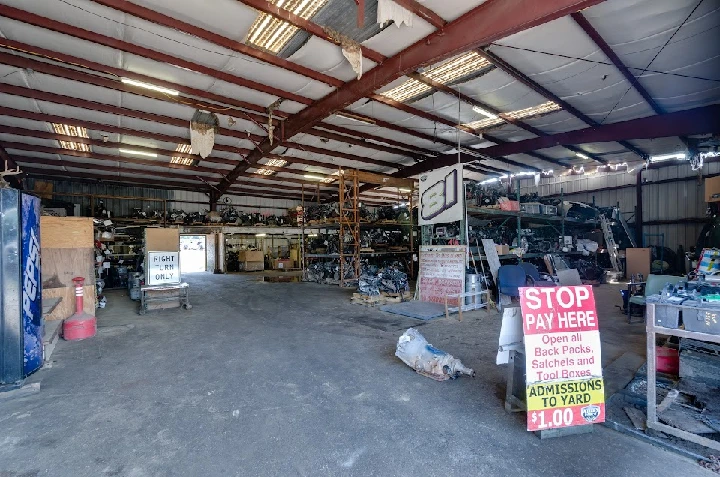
left=147, top=251, right=181, bottom=286
left=418, top=164, right=464, bottom=225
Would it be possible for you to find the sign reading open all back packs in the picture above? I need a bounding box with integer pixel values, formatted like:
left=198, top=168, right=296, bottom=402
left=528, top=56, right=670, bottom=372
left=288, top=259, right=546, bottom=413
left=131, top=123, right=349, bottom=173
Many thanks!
left=519, top=286, right=605, bottom=431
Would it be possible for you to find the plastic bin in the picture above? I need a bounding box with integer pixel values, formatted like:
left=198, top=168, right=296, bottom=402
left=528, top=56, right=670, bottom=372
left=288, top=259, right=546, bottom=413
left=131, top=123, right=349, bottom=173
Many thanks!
left=656, top=346, right=679, bottom=375
left=542, top=205, right=558, bottom=216
left=683, top=307, right=720, bottom=335
left=520, top=203, right=542, bottom=214
left=654, top=304, right=681, bottom=328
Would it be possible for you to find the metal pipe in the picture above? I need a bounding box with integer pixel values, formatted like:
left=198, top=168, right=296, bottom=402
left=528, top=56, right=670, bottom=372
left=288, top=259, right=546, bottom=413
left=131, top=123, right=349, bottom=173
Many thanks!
left=636, top=169, right=644, bottom=247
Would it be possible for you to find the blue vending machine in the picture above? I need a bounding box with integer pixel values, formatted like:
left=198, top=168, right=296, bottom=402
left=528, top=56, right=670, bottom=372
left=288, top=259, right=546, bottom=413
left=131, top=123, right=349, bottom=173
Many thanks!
left=0, top=188, right=43, bottom=385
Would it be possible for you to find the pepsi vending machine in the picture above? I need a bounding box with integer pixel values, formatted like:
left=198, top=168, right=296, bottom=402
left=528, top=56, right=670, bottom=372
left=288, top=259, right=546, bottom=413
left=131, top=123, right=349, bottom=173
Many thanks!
left=0, top=189, right=43, bottom=385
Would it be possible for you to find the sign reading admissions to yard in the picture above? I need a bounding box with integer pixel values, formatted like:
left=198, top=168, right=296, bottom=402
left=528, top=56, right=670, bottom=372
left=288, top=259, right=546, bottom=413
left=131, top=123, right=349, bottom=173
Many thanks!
left=519, top=286, right=605, bottom=431
left=147, top=251, right=180, bottom=286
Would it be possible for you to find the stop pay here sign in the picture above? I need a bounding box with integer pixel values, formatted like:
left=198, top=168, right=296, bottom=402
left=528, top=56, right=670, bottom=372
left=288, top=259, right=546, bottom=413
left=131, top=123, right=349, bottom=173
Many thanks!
left=519, top=285, right=605, bottom=431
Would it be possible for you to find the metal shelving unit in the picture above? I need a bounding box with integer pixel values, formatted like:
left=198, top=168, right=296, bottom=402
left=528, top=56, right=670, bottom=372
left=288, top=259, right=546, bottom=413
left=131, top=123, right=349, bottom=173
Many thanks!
left=646, top=303, right=720, bottom=451
left=300, top=169, right=416, bottom=285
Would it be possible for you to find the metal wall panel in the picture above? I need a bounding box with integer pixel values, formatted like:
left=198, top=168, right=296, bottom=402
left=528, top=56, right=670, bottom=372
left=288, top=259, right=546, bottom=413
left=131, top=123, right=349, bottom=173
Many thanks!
left=24, top=180, right=301, bottom=218
left=517, top=163, right=712, bottom=252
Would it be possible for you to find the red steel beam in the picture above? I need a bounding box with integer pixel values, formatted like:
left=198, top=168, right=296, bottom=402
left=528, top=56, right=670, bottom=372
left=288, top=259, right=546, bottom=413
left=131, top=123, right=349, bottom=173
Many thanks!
left=283, top=142, right=400, bottom=169
left=2, top=142, right=223, bottom=176
left=20, top=168, right=206, bottom=193
left=87, top=0, right=453, bottom=160
left=397, top=104, right=720, bottom=177
left=0, top=38, right=282, bottom=118
left=22, top=167, right=312, bottom=201
left=315, top=123, right=431, bottom=154
left=0, top=5, right=312, bottom=105
left=236, top=0, right=385, bottom=64
left=217, top=0, right=604, bottom=193
left=91, top=0, right=344, bottom=88
left=476, top=47, right=647, bottom=158
left=0, top=107, right=397, bottom=174
left=571, top=13, right=664, bottom=116
left=1, top=39, right=431, bottom=160
left=11, top=154, right=219, bottom=182
left=308, top=128, right=425, bottom=160
left=0, top=85, right=396, bottom=169
left=391, top=0, right=447, bottom=29
left=0, top=126, right=238, bottom=166
left=570, top=12, right=688, bottom=149
left=406, top=71, right=608, bottom=164
left=0, top=106, right=253, bottom=157
left=0, top=83, right=267, bottom=143
left=0, top=12, right=507, bottom=168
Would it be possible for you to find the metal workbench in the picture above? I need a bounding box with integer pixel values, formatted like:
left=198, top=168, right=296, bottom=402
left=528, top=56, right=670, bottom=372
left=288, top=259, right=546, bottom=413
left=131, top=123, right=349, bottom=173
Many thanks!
left=138, top=282, right=191, bottom=315
left=646, top=302, right=720, bottom=451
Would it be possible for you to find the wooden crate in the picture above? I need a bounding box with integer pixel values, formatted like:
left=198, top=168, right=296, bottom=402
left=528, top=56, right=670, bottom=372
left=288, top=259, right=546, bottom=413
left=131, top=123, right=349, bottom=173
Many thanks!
left=40, top=217, right=93, bottom=249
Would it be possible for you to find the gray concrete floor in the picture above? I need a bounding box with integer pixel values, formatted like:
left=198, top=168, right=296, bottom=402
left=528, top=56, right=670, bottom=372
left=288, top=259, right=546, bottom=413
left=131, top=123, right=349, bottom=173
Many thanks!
left=0, top=274, right=714, bottom=477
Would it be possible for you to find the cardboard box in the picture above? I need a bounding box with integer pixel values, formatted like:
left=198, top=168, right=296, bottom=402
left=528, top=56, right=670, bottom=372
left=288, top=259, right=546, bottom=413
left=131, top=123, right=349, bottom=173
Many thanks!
left=706, top=176, right=720, bottom=202
left=243, top=261, right=264, bottom=272
left=238, top=250, right=263, bottom=262
left=290, top=249, right=299, bottom=262
left=496, top=244, right=510, bottom=255
left=274, top=259, right=294, bottom=269
left=626, top=247, right=651, bottom=279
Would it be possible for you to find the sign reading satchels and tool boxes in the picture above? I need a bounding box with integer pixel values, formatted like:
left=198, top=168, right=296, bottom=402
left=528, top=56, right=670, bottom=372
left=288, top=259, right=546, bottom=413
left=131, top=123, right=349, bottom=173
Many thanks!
left=147, top=251, right=180, bottom=286
left=519, top=285, right=605, bottom=431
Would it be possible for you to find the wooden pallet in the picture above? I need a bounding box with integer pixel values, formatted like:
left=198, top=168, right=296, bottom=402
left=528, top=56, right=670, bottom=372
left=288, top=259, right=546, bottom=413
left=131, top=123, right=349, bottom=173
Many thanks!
left=350, top=290, right=413, bottom=307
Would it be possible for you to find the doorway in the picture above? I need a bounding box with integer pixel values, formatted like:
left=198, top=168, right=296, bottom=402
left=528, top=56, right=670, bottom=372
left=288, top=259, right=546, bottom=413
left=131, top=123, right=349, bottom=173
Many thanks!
left=180, top=235, right=207, bottom=273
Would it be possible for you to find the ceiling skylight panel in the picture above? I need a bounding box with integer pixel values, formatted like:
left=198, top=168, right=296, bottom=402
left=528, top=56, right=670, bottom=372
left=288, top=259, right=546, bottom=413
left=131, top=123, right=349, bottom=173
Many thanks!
left=247, top=0, right=329, bottom=53
left=170, top=144, right=195, bottom=166
left=51, top=123, right=91, bottom=152
left=380, top=51, right=491, bottom=103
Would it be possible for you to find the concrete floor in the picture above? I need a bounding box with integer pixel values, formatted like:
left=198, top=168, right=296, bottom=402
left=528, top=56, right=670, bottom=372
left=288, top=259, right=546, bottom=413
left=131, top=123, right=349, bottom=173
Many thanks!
left=0, top=274, right=714, bottom=476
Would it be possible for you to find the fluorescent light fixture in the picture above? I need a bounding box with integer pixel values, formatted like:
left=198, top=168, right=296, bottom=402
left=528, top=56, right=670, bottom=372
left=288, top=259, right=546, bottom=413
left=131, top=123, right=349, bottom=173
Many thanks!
left=463, top=101, right=561, bottom=131
left=540, top=170, right=554, bottom=178
left=576, top=152, right=590, bottom=160
left=650, top=152, right=686, bottom=162
left=304, top=174, right=325, bottom=180
left=247, top=0, right=328, bottom=53
left=255, top=233, right=267, bottom=237
left=472, top=106, right=498, bottom=119
left=399, top=188, right=412, bottom=193
left=480, top=178, right=499, bottom=185
left=119, top=148, right=157, bottom=158
left=121, top=78, right=178, bottom=96
left=381, top=52, right=491, bottom=103
left=170, top=144, right=195, bottom=166
left=51, top=123, right=91, bottom=152
left=505, top=101, right=560, bottom=120
left=308, top=233, right=318, bottom=237
left=464, top=116, right=504, bottom=130
left=336, top=112, right=376, bottom=125
left=511, top=171, right=536, bottom=178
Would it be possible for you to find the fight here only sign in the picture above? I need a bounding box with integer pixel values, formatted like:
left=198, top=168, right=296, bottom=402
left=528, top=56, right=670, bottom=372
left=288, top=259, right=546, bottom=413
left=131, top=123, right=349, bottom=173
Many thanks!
left=519, top=286, right=605, bottom=431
